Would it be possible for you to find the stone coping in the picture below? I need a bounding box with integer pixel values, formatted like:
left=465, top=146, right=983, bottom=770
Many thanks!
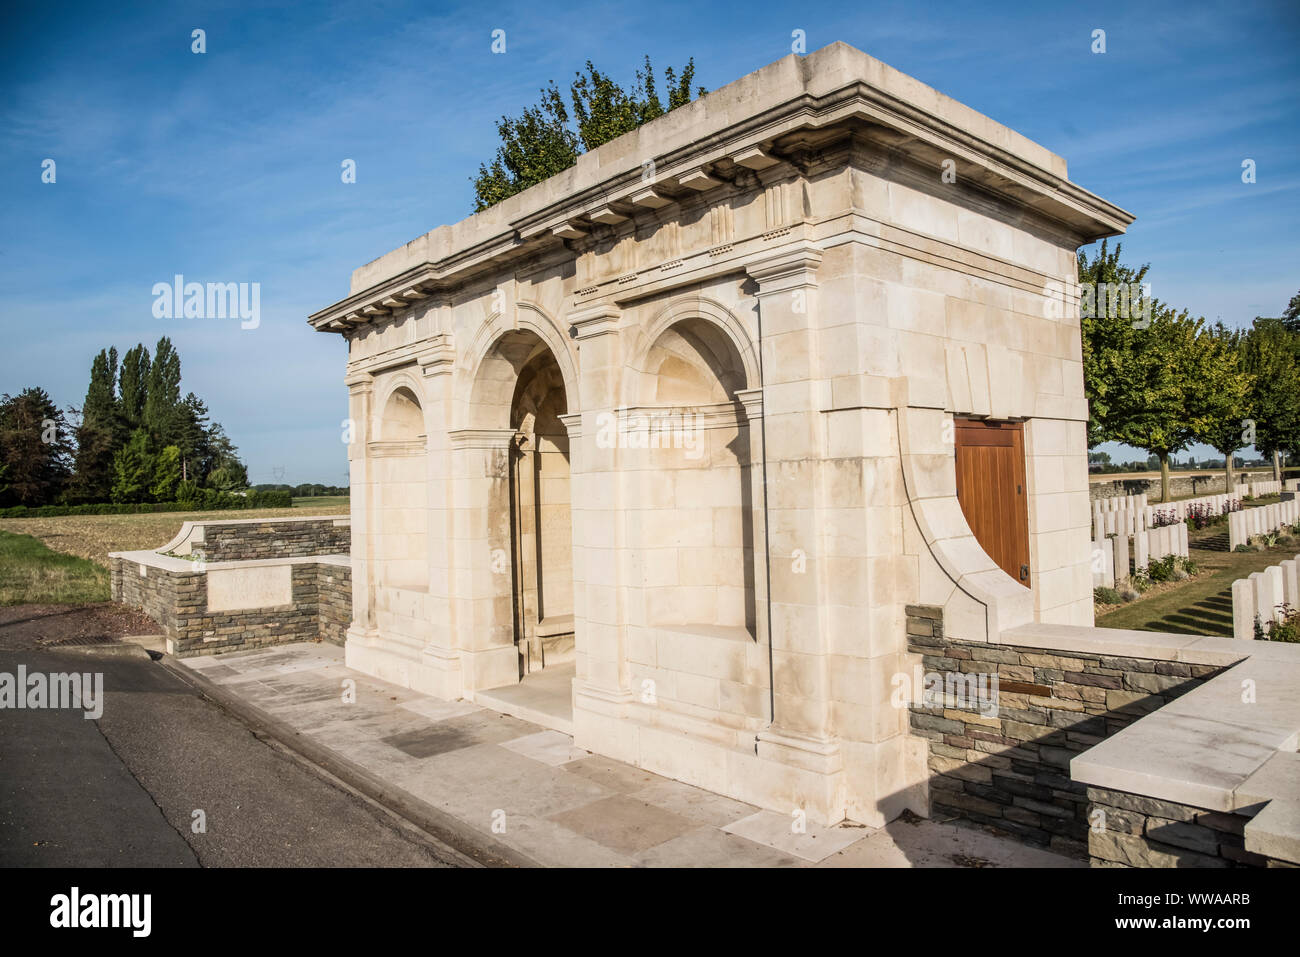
left=109, top=549, right=351, bottom=574
left=1000, top=623, right=1300, bottom=864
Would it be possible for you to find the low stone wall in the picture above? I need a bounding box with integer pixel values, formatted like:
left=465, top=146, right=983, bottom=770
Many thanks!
left=162, top=516, right=350, bottom=562
left=1089, top=471, right=1270, bottom=502
left=1086, top=786, right=1288, bottom=867
left=319, top=562, right=352, bottom=646
left=906, top=605, right=1221, bottom=859
left=110, top=514, right=354, bottom=656
left=111, top=553, right=351, bottom=656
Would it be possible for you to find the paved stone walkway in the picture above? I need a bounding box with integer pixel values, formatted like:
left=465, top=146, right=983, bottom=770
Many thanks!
left=180, top=643, right=1081, bottom=868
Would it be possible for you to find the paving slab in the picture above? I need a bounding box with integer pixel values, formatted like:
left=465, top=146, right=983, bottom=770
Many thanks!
left=723, top=809, right=871, bottom=863
left=179, top=642, right=1083, bottom=868
left=549, top=794, right=697, bottom=855
left=502, top=730, right=587, bottom=767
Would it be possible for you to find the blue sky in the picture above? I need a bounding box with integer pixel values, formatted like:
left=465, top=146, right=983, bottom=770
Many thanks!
left=2, top=0, right=1297, bottom=482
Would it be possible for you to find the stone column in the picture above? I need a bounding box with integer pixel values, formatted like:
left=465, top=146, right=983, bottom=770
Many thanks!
left=559, top=412, right=587, bottom=684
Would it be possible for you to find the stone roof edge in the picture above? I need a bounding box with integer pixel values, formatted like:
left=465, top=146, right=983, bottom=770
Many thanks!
left=308, top=43, right=1133, bottom=332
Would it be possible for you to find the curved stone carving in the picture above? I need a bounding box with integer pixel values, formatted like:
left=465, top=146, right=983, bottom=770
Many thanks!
left=897, top=404, right=1032, bottom=642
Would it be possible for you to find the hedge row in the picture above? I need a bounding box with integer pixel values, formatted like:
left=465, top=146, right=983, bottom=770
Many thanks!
left=0, top=489, right=293, bottom=519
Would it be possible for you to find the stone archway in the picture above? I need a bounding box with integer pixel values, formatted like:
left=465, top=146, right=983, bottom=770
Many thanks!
left=632, top=316, right=760, bottom=641
left=460, top=327, right=577, bottom=686
left=373, top=383, right=427, bottom=592
left=508, top=346, right=574, bottom=674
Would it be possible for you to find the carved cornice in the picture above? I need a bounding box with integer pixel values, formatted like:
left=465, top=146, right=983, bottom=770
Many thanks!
left=308, top=46, right=1133, bottom=337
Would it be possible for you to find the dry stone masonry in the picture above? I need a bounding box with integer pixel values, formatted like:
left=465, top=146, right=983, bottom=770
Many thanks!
left=906, top=605, right=1218, bottom=859
left=110, top=516, right=350, bottom=657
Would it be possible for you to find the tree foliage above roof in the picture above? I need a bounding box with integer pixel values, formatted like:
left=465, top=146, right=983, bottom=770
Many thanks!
left=472, top=56, right=705, bottom=212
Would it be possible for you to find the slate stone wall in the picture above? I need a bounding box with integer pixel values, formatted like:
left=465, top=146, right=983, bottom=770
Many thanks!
left=906, top=604, right=1222, bottom=860
left=186, top=518, right=350, bottom=562
left=111, top=557, right=352, bottom=657
left=1086, top=786, right=1292, bottom=868
left=318, top=563, right=352, bottom=646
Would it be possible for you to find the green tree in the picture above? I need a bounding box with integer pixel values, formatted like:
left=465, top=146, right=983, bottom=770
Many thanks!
left=1243, top=317, right=1300, bottom=483
left=204, top=426, right=248, bottom=491
left=0, top=388, right=73, bottom=507
left=1280, top=288, right=1300, bottom=334
left=118, top=344, right=150, bottom=433
left=1077, top=239, right=1150, bottom=447
left=473, top=56, right=706, bottom=211
left=1195, top=323, right=1253, bottom=493
left=69, top=347, right=122, bottom=503
left=143, top=336, right=182, bottom=445
left=110, top=428, right=153, bottom=504
left=570, top=56, right=701, bottom=151
left=172, top=393, right=210, bottom=482
left=1108, top=307, right=1228, bottom=503
left=150, top=445, right=182, bottom=501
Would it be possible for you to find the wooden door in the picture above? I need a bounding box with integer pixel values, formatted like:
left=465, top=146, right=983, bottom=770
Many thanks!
left=953, top=418, right=1031, bottom=586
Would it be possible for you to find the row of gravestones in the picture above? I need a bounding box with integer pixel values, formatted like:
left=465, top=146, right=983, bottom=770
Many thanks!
left=1092, top=491, right=1247, bottom=540
left=1092, top=522, right=1190, bottom=589
left=1231, top=557, right=1300, bottom=639
left=1228, top=498, right=1300, bottom=551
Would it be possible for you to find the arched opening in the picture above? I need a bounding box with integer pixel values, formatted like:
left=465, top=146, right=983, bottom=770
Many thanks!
left=374, top=385, right=427, bottom=591
left=465, top=327, right=577, bottom=682
left=635, top=317, right=757, bottom=640
left=508, top=345, right=574, bottom=675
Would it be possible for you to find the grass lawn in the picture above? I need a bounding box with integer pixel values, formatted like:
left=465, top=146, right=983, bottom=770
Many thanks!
left=0, top=501, right=349, bottom=569
left=0, top=530, right=110, bottom=604
left=292, top=495, right=350, bottom=508
left=1097, top=540, right=1300, bottom=637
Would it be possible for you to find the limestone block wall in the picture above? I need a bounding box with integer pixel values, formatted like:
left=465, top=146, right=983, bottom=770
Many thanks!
left=906, top=605, right=1219, bottom=859
left=310, top=42, right=1142, bottom=823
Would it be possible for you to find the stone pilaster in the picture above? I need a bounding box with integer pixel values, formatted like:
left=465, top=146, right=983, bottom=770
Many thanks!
left=566, top=304, right=637, bottom=757
left=416, top=335, right=463, bottom=692
left=447, top=427, right=520, bottom=693
left=343, top=371, right=375, bottom=638
left=744, top=244, right=850, bottom=817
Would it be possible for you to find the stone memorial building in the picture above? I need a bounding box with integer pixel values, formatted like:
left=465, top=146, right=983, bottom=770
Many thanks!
left=309, top=42, right=1131, bottom=825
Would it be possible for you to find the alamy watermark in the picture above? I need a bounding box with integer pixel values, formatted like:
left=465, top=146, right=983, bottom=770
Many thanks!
left=0, top=666, right=103, bottom=719
left=595, top=408, right=705, bottom=459
left=50, top=887, right=150, bottom=937
left=152, top=274, right=260, bottom=329
left=890, top=664, right=1000, bottom=718
left=1079, top=281, right=1152, bottom=327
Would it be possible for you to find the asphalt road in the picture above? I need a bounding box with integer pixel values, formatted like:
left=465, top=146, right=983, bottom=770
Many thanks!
left=0, top=621, right=465, bottom=867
